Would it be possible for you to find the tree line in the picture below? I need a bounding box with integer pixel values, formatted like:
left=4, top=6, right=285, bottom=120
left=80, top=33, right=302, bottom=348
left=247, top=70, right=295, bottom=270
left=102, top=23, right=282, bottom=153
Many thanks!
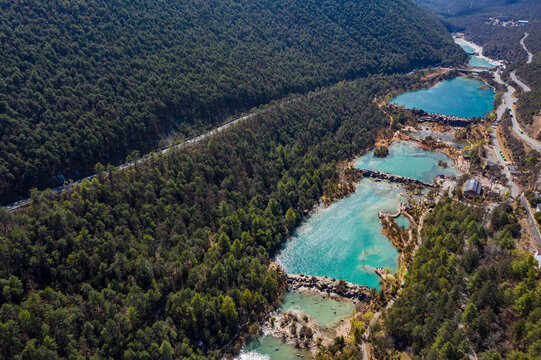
left=0, top=0, right=466, bottom=202
left=377, top=200, right=540, bottom=359
left=0, top=76, right=406, bottom=359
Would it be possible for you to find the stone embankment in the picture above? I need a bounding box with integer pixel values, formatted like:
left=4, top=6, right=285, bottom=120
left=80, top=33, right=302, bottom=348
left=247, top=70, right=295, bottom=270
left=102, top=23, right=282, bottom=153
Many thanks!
left=285, top=274, right=371, bottom=302
left=417, top=113, right=471, bottom=127
left=358, top=169, right=434, bottom=188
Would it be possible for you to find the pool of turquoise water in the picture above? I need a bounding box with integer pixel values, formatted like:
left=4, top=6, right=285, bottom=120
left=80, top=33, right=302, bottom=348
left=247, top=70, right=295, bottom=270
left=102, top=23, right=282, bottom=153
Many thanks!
left=355, top=141, right=460, bottom=181
left=236, top=291, right=354, bottom=359
left=469, top=56, right=496, bottom=67
left=395, top=215, right=410, bottom=228
left=237, top=335, right=312, bottom=360
left=275, top=142, right=459, bottom=289
left=275, top=179, right=403, bottom=289
left=458, top=43, right=496, bottom=67
left=390, top=76, right=495, bottom=118
left=244, top=142, right=460, bottom=359
left=281, top=291, right=355, bottom=328
left=409, top=128, right=468, bottom=149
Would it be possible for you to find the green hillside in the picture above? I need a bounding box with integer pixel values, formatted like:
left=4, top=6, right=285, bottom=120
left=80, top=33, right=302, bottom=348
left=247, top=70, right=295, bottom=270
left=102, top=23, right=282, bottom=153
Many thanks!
left=0, top=76, right=402, bottom=359
left=0, top=0, right=464, bottom=202
left=414, top=0, right=512, bottom=16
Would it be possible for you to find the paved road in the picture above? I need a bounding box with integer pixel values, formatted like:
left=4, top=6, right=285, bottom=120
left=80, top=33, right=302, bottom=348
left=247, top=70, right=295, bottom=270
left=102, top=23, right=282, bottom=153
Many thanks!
left=511, top=70, right=531, bottom=93
left=509, top=33, right=533, bottom=93
left=490, top=72, right=520, bottom=197
left=490, top=34, right=541, bottom=246
left=521, top=33, right=533, bottom=65
left=493, top=64, right=541, bottom=153
left=521, top=193, right=541, bottom=245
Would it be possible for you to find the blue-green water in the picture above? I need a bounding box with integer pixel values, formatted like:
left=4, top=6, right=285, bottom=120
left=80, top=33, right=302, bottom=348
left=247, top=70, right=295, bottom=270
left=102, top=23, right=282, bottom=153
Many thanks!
left=395, top=215, right=410, bottom=228
left=237, top=291, right=353, bottom=359
left=410, top=128, right=468, bottom=149
left=469, top=56, right=496, bottom=67
left=242, top=142, right=460, bottom=359
left=237, top=336, right=312, bottom=360
left=458, top=43, right=496, bottom=67
left=460, top=43, right=476, bottom=54
left=275, top=141, right=459, bottom=289
left=275, top=179, right=403, bottom=289
left=281, top=291, right=355, bottom=328
left=355, top=141, right=460, bottom=181
left=390, top=76, right=495, bottom=118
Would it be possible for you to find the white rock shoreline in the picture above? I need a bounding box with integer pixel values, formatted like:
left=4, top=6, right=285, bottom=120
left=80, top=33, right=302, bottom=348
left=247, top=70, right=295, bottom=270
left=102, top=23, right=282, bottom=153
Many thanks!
left=453, top=35, right=505, bottom=68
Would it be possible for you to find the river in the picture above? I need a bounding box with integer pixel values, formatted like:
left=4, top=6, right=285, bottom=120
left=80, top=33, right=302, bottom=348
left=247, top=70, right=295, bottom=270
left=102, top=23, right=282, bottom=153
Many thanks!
left=458, top=43, right=497, bottom=68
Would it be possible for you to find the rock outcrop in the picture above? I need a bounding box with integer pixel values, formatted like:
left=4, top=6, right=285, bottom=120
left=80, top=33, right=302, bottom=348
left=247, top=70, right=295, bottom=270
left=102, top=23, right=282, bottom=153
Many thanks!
left=358, top=169, right=434, bottom=188
left=417, top=113, right=472, bottom=127
left=285, top=274, right=372, bottom=301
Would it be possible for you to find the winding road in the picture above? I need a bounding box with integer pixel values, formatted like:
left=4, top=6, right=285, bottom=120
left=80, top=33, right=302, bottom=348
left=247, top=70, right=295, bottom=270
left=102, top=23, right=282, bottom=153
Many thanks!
left=361, top=35, right=541, bottom=357
left=521, top=33, right=533, bottom=65
left=491, top=33, right=541, bottom=244
left=511, top=32, right=532, bottom=91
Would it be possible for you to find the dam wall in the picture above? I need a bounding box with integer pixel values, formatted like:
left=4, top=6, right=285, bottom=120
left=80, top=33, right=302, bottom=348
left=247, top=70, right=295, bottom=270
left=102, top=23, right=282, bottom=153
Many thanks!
left=358, top=169, right=434, bottom=188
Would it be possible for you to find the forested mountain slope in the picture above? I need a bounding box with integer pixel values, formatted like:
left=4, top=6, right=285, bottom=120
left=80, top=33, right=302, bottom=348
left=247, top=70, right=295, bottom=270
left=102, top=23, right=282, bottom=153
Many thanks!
left=380, top=201, right=541, bottom=359
left=0, top=76, right=410, bottom=359
left=413, top=0, right=541, bottom=65
left=414, top=0, right=512, bottom=17
left=516, top=52, right=541, bottom=131
left=0, top=0, right=465, bottom=202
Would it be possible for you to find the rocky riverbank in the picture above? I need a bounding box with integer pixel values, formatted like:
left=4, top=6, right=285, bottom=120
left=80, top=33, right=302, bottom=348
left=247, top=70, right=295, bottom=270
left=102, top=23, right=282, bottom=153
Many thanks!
left=358, top=169, right=434, bottom=188
left=285, top=274, right=372, bottom=302
left=416, top=112, right=472, bottom=127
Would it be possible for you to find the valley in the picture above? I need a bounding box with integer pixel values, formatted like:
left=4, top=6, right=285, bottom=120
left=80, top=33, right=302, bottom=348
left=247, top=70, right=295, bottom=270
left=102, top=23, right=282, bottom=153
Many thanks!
left=0, top=1, right=540, bottom=359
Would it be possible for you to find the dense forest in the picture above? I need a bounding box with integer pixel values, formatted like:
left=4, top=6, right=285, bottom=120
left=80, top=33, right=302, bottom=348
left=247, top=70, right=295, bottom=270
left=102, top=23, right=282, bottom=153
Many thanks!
left=0, top=76, right=408, bottom=359
left=377, top=200, right=541, bottom=359
left=516, top=53, right=541, bottom=135
left=0, top=0, right=465, bottom=202
left=320, top=200, right=541, bottom=359
left=414, top=0, right=513, bottom=17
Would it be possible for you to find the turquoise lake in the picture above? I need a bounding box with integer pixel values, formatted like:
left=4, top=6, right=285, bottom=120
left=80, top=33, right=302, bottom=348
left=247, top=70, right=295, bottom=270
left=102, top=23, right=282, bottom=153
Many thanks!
left=275, top=141, right=459, bottom=289
left=355, top=141, right=460, bottom=181
left=237, top=291, right=354, bottom=360
left=237, top=335, right=312, bottom=360
left=275, top=179, right=402, bottom=288
left=390, top=76, right=495, bottom=118
left=458, top=43, right=496, bottom=68
left=281, top=291, right=355, bottom=328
